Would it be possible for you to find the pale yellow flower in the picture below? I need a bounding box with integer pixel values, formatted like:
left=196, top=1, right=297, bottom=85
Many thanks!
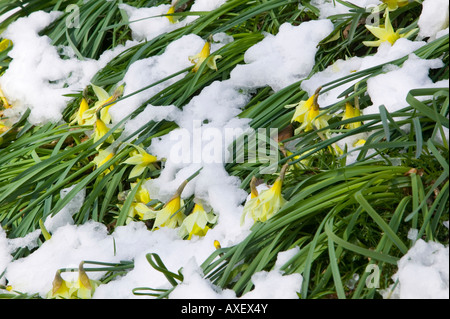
left=286, top=87, right=330, bottom=134
left=47, top=263, right=100, bottom=299
left=381, top=0, right=409, bottom=11
left=47, top=270, right=72, bottom=299
left=131, top=179, right=151, bottom=204
left=118, top=202, right=156, bottom=224
left=241, top=165, right=288, bottom=224
left=92, top=148, right=115, bottom=175
left=0, top=38, right=12, bottom=51
left=70, top=262, right=100, bottom=299
left=363, top=9, right=417, bottom=47
left=152, top=196, right=184, bottom=229
left=166, top=6, right=179, bottom=24
left=178, top=202, right=217, bottom=240
left=353, top=139, right=366, bottom=147
left=189, top=41, right=222, bottom=73
left=152, top=180, right=188, bottom=229
left=0, top=86, right=11, bottom=109
left=0, top=119, right=9, bottom=134
left=118, top=180, right=155, bottom=223
left=93, top=118, right=114, bottom=148
left=81, top=84, right=123, bottom=125
left=341, top=102, right=362, bottom=129
left=123, top=144, right=158, bottom=179
left=70, top=98, right=89, bottom=125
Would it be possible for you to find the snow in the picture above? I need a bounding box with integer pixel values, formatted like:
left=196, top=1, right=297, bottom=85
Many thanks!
left=119, top=0, right=228, bottom=42
left=0, top=10, right=136, bottom=125
left=301, top=38, right=428, bottom=109
left=365, top=54, right=448, bottom=117
left=310, top=0, right=381, bottom=19
left=381, top=239, right=449, bottom=299
left=230, top=20, right=334, bottom=92
left=0, top=0, right=449, bottom=300
left=44, top=185, right=86, bottom=233
left=417, top=0, right=449, bottom=40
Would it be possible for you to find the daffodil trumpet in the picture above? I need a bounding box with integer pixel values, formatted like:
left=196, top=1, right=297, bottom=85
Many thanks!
left=286, top=86, right=330, bottom=135
left=241, top=163, right=289, bottom=224
left=178, top=201, right=217, bottom=240
left=381, top=0, right=409, bottom=11
left=189, top=40, right=222, bottom=73
left=166, top=5, right=180, bottom=24
left=341, top=100, right=362, bottom=130
left=151, top=179, right=189, bottom=229
left=47, top=262, right=100, bottom=299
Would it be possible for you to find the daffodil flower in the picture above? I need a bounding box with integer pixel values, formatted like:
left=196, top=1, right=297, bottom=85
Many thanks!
left=189, top=41, right=222, bottom=73
left=131, top=179, right=151, bottom=204
left=47, top=270, right=72, bottom=299
left=152, top=180, right=187, bottom=229
left=118, top=180, right=155, bottom=223
left=92, top=148, right=115, bottom=175
left=81, top=84, right=123, bottom=125
left=0, top=119, right=9, bottom=134
left=0, top=38, right=12, bottom=52
left=0, top=86, right=11, bottom=109
left=70, top=98, right=89, bottom=125
left=123, top=144, right=158, bottom=179
left=70, top=262, right=100, bottom=299
left=93, top=118, right=114, bottom=149
left=363, top=9, right=417, bottom=47
left=285, top=87, right=330, bottom=134
left=241, top=165, right=288, bottom=224
left=381, top=0, right=409, bottom=11
left=118, top=202, right=156, bottom=224
left=178, top=202, right=217, bottom=240
left=353, top=139, right=366, bottom=147
left=341, top=102, right=362, bottom=129
left=166, top=6, right=179, bottom=24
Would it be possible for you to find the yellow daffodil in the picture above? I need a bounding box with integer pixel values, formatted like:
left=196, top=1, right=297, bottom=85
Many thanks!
left=341, top=102, right=362, bottom=129
left=363, top=9, right=417, bottom=47
left=93, top=118, right=114, bottom=148
left=0, top=86, right=11, bottom=109
left=381, top=0, right=409, bottom=11
left=178, top=202, right=218, bottom=240
left=47, top=270, right=72, bottom=299
left=118, top=202, right=156, bottom=224
left=92, top=148, right=115, bottom=175
left=241, top=165, right=288, bottom=224
left=81, top=84, right=123, bottom=125
left=70, top=98, right=89, bottom=125
left=214, top=240, right=221, bottom=250
left=189, top=41, right=222, bottom=73
left=0, top=119, right=9, bottom=134
left=152, top=180, right=187, bottom=229
left=285, top=149, right=312, bottom=169
left=123, top=144, right=158, bottom=179
left=131, top=179, right=151, bottom=204
left=118, top=180, right=155, bottom=223
left=286, top=87, right=330, bottom=134
left=166, top=6, right=179, bottom=24
left=0, top=39, right=12, bottom=52
left=353, top=139, right=366, bottom=147
left=70, top=262, right=100, bottom=299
